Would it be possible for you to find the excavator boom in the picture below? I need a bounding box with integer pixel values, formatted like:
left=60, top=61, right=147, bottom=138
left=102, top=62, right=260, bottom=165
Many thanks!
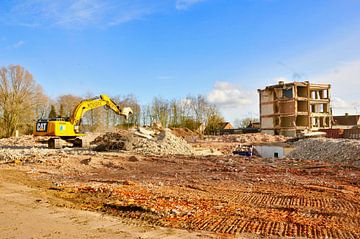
left=70, top=94, right=131, bottom=126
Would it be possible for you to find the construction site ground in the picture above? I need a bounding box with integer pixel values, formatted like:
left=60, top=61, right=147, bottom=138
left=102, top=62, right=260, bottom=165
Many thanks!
left=1, top=134, right=360, bottom=238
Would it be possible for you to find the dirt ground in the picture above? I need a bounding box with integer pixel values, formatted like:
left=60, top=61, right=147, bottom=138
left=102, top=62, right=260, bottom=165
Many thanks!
left=0, top=180, right=217, bottom=239
left=1, top=145, right=360, bottom=238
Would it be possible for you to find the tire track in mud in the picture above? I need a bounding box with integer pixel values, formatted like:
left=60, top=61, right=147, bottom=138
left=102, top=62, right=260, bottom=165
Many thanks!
left=233, top=192, right=360, bottom=213
left=103, top=190, right=360, bottom=238
left=184, top=191, right=360, bottom=238
left=186, top=217, right=360, bottom=238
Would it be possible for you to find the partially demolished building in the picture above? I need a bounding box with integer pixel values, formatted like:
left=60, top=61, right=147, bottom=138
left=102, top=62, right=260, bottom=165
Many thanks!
left=258, top=81, right=332, bottom=137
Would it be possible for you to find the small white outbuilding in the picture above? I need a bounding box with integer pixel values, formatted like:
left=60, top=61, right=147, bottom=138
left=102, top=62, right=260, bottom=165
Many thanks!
left=253, top=142, right=294, bottom=159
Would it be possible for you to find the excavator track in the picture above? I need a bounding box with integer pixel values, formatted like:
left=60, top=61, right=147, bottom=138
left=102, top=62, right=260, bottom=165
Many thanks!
left=48, top=138, right=63, bottom=149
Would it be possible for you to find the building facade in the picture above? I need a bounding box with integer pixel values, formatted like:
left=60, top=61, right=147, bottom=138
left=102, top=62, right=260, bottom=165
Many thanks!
left=258, top=81, right=332, bottom=137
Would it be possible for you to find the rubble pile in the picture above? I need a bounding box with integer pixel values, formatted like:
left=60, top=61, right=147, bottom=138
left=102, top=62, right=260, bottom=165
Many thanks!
left=170, top=128, right=199, bottom=142
left=0, top=135, right=40, bottom=147
left=288, top=138, right=360, bottom=164
left=225, top=133, right=287, bottom=143
left=0, top=146, right=97, bottom=164
left=0, top=135, right=43, bottom=163
left=192, top=133, right=287, bottom=154
left=205, top=133, right=287, bottom=143
left=132, top=129, right=195, bottom=155
left=0, top=147, right=54, bottom=163
left=93, top=128, right=195, bottom=156
left=92, top=130, right=133, bottom=151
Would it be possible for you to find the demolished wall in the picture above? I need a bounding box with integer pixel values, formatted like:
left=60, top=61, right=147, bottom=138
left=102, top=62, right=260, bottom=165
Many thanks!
left=258, top=81, right=332, bottom=137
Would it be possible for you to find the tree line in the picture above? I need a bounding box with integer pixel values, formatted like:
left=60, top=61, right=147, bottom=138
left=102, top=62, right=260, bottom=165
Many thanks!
left=0, top=65, right=228, bottom=138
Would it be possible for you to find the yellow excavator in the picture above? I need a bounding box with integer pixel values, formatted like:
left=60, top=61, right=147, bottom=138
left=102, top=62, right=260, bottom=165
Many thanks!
left=33, top=94, right=133, bottom=149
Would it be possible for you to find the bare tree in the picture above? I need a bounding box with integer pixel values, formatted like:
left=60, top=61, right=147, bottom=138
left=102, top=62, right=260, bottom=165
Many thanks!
left=141, top=104, right=153, bottom=126
left=187, top=94, right=208, bottom=124
left=237, top=117, right=258, bottom=128
left=0, top=65, right=46, bottom=137
left=32, top=84, right=49, bottom=120
left=233, top=118, right=241, bottom=128
left=204, top=106, right=225, bottom=135
left=57, top=94, right=82, bottom=117
left=48, top=105, right=57, bottom=118
left=169, top=99, right=180, bottom=127
left=151, top=97, right=169, bottom=127
left=118, top=94, right=141, bottom=126
left=140, top=95, right=224, bottom=132
left=81, top=92, right=101, bottom=131
left=59, top=104, right=64, bottom=117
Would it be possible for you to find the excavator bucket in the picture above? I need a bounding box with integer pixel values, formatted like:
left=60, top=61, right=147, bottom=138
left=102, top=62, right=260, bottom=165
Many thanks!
left=120, top=107, right=133, bottom=119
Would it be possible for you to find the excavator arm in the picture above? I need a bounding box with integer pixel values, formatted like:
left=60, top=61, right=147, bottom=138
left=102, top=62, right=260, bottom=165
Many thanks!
left=70, top=94, right=133, bottom=126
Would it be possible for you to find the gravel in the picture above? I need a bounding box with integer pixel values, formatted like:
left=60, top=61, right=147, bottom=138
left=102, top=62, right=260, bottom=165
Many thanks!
left=288, top=138, right=360, bottom=165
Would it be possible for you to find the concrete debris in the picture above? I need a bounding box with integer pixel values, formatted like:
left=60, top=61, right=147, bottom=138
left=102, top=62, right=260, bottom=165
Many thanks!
left=139, top=127, right=156, bottom=136
left=170, top=128, right=198, bottom=142
left=92, top=128, right=195, bottom=156
left=193, top=133, right=287, bottom=154
left=298, top=131, right=326, bottom=138
left=151, top=121, right=163, bottom=131
left=134, top=132, right=151, bottom=139
left=92, top=130, right=133, bottom=152
left=0, top=135, right=39, bottom=147
left=0, top=148, right=59, bottom=163
left=288, top=138, right=360, bottom=165
left=211, top=133, right=287, bottom=143
left=0, top=135, right=98, bottom=164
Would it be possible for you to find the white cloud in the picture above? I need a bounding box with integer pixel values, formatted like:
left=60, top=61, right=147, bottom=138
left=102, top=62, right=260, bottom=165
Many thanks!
left=332, top=97, right=360, bottom=115
left=176, top=0, right=205, bottom=10
left=207, top=81, right=258, bottom=122
left=5, top=0, right=159, bottom=28
left=6, top=40, right=25, bottom=49
left=208, top=81, right=253, bottom=107
left=108, top=7, right=152, bottom=26
left=312, top=59, right=360, bottom=115
left=332, top=97, right=352, bottom=109
left=55, top=0, right=104, bottom=26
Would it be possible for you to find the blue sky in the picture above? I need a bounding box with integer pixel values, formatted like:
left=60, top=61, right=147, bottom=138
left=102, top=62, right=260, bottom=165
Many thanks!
left=1, top=0, right=360, bottom=121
